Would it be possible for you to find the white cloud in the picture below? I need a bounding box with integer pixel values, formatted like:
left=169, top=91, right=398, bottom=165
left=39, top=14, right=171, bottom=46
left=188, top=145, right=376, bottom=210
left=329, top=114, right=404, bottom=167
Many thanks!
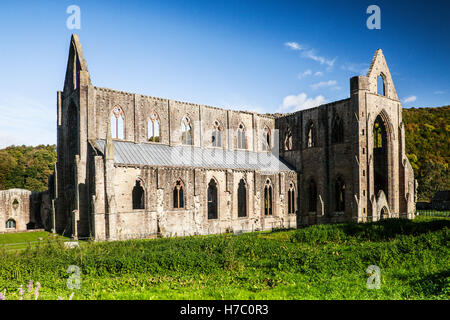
left=403, top=96, right=417, bottom=103
left=310, top=80, right=337, bottom=90
left=297, top=69, right=312, bottom=79
left=302, top=50, right=336, bottom=67
left=280, top=93, right=327, bottom=112
left=284, top=42, right=303, bottom=51
left=284, top=42, right=336, bottom=68
left=341, top=62, right=370, bottom=75
left=314, top=71, right=323, bottom=76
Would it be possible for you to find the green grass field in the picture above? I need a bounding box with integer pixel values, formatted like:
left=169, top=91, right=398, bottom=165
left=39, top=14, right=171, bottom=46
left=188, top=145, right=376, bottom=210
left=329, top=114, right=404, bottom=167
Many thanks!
left=0, top=216, right=448, bottom=300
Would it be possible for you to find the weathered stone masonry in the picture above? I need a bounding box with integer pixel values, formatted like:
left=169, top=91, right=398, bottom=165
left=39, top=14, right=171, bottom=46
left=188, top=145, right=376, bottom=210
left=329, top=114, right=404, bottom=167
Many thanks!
left=50, top=34, right=415, bottom=241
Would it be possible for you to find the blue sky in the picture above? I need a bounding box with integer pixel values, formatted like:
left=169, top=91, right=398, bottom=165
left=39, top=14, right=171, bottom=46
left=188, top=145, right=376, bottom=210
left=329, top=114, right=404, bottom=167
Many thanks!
left=0, top=0, right=448, bottom=148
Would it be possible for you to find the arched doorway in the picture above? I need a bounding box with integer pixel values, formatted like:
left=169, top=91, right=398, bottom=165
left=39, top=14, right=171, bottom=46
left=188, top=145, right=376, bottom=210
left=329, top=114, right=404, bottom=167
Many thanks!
left=373, top=115, right=389, bottom=199
left=380, top=206, right=389, bottom=220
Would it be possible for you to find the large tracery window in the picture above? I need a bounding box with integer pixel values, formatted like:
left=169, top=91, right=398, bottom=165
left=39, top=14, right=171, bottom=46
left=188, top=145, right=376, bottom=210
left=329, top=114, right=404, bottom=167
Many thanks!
left=110, top=106, right=125, bottom=139
left=288, top=182, right=296, bottom=214
left=237, top=179, right=247, bottom=217
left=264, top=179, right=273, bottom=216
left=148, top=112, right=160, bottom=142
left=212, top=121, right=222, bottom=147
left=132, top=179, right=145, bottom=210
left=335, top=177, right=345, bottom=212
left=173, top=179, right=185, bottom=209
left=181, top=117, right=192, bottom=145
left=373, top=115, right=389, bottom=198
left=237, top=124, right=246, bottom=149
left=207, top=179, right=218, bottom=219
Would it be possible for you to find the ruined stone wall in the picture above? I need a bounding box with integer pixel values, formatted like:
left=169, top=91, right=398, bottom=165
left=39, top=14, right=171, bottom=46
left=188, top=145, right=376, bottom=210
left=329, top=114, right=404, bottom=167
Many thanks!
left=0, top=189, right=32, bottom=233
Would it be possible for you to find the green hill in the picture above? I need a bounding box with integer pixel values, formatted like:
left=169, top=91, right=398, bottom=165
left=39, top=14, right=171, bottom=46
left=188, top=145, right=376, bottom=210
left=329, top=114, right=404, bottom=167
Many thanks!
left=0, top=106, right=448, bottom=200
left=403, top=106, right=450, bottom=201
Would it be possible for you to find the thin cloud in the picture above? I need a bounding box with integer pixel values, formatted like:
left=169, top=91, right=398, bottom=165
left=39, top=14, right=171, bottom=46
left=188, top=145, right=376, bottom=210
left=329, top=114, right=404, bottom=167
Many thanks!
left=341, top=62, right=370, bottom=75
left=298, top=69, right=312, bottom=79
left=403, top=96, right=417, bottom=103
left=280, top=93, right=327, bottom=112
left=284, top=42, right=336, bottom=67
left=434, top=90, right=445, bottom=94
left=310, top=80, right=337, bottom=90
left=314, top=71, right=323, bottom=76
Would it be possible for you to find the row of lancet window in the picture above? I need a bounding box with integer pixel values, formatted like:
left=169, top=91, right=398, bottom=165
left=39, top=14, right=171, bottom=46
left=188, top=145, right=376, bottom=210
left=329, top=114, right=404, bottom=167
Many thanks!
left=109, top=108, right=273, bottom=150
left=131, top=178, right=298, bottom=217
left=283, top=116, right=344, bottom=151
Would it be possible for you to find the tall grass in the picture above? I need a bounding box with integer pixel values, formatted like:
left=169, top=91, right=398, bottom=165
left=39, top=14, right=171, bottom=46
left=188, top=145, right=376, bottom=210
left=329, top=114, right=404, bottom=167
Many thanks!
left=0, top=216, right=448, bottom=300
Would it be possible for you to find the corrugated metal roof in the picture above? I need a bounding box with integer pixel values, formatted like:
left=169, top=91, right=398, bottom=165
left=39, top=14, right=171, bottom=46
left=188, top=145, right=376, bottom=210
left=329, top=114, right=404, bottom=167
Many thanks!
left=95, top=140, right=293, bottom=172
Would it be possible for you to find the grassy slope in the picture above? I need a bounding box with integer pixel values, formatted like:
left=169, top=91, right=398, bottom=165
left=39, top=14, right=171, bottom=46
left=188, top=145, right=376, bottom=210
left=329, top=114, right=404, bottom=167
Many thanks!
left=0, top=216, right=448, bottom=300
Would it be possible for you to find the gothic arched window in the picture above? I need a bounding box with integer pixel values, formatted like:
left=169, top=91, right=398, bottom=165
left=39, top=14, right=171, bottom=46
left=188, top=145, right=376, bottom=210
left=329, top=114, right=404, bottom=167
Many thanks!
left=264, top=179, right=273, bottom=215
left=6, top=219, right=16, bottom=229
left=173, top=179, right=185, bottom=209
left=212, top=121, right=222, bottom=147
left=284, top=128, right=293, bottom=151
left=288, top=182, right=296, bottom=214
left=377, top=74, right=386, bottom=96
left=237, top=124, right=246, bottom=149
left=308, top=179, right=317, bottom=212
left=207, top=179, right=218, bottom=219
left=110, top=106, right=124, bottom=139
left=262, top=127, right=271, bottom=151
left=306, top=121, right=315, bottom=148
left=373, top=121, right=383, bottom=149
left=181, top=117, right=192, bottom=145
left=148, top=111, right=160, bottom=142
left=331, top=116, right=344, bottom=144
left=132, top=179, right=145, bottom=210
left=238, top=179, right=247, bottom=217
left=335, top=177, right=345, bottom=212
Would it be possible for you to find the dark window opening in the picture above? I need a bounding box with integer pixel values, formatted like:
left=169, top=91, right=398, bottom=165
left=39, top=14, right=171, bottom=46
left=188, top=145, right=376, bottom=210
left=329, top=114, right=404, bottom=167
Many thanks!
left=207, top=179, right=218, bottom=219
left=264, top=180, right=273, bottom=215
left=132, top=180, right=145, bottom=209
left=373, top=115, right=388, bottom=198
left=238, top=179, right=247, bottom=217
left=173, top=179, right=185, bottom=209
left=335, top=177, right=345, bottom=212
left=309, top=179, right=317, bottom=212
left=331, top=116, right=344, bottom=144
left=288, top=183, right=295, bottom=214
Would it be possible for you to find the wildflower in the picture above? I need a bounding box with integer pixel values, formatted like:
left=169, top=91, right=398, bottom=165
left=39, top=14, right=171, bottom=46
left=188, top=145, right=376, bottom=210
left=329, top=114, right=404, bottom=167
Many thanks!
left=18, top=285, right=24, bottom=300
left=69, top=292, right=74, bottom=300
left=0, top=292, right=5, bottom=300
left=57, top=296, right=64, bottom=300
left=34, top=282, right=41, bottom=300
left=27, top=280, right=33, bottom=293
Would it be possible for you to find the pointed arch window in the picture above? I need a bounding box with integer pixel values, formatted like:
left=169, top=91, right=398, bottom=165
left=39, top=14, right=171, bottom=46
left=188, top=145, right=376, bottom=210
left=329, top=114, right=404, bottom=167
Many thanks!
left=288, top=182, right=296, bottom=214
left=6, top=219, right=16, bottom=229
left=212, top=121, right=222, bottom=147
left=238, top=179, right=247, bottom=217
left=306, top=122, right=315, bottom=148
left=132, top=179, right=145, bottom=210
left=262, top=127, right=271, bottom=151
left=308, top=179, right=317, bottom=212
left=207, top=179, right=218, bottom=219
left=264, top=179, right=273, bottom=215
left=335, top=177, right=345, bottom=212
left=331, top=115, right=344, bottom=144
left=181, top=117, right=192, bottom=145
left=173, top=179, right=185, bottom=209
left=284, top=128, right=293, bottom=151
left=377, top=74, right=386, bottom=96
left=237, top=124, right=246, bottom=149
left=148, top=112, right=160, bottom=142
left=111, top=106, right=124, bottom=139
